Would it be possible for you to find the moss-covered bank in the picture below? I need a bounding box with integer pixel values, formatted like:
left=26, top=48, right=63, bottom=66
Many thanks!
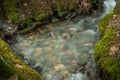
left=94, top=1, right=120, bottom=80
left=1, top=0, right=103, bottom=33
left=0, top=38, right=42, bottom=80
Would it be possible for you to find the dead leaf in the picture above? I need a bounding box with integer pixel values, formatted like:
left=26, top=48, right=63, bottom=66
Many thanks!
left=109, top=46, right=118, bottom=55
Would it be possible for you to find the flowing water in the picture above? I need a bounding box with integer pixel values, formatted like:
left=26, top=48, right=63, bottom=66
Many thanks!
left=3, top=0, right=116, bottom=80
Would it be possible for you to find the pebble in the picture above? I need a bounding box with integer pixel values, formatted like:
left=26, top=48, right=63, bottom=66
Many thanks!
left=50, top=32, right=56, bottom=39
left=34, top=48, right=42, bottom=56
left=10, top=14, right=99, bottom=80
left=61, top=70, right=69, bottom=75
left=83, top=42, right=93, bottom=46
left=88, top=49, right=94, bottom=55
left=8, top=27, right=13, bottom=30
left=54, top=64, right=65, bottom=71
left=20, top=42, right=31, bottom=47
left=69, top=27, right=76, bottom=31
left=52, top=17, right=59, bottom=23
left=69, top=73, right=84, bottom=80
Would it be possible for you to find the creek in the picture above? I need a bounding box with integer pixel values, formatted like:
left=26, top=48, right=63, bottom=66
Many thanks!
left=2, top=0, right=116, bottom=80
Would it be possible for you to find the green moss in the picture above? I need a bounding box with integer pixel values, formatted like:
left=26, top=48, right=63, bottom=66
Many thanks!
left=8, top=12, right=19, bottom=22
left=95, top=41, right=109, bottom=59
left=98, top=13, right=113, bottom=36
left=0, top=55, right=15, bottom=79
left=35, top=14, right=45, bottom=21
left=95, top=7, right=120, bottom=80
left=100, top=58, right=120, bottom=80
left=57, top=5, right=63, bottom=17
left=3, top=0, right=19, bottom=22
left=102, top=28, right=116, bottom=41
left=53, top=0, right=79, bottom=17
left=19, top=15, right=35, bottom=30
left=2, top=0, right=102, bottom=31
left=0, top=38, right=42, bottom=80
left=95, top=27, right=116, bottom=58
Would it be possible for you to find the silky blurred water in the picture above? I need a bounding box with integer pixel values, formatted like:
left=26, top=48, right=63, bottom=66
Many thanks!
left=10, top=0, right=116, bottom=80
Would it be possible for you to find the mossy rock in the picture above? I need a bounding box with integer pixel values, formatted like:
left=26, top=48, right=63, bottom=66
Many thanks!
left=94, top=2, right=120, bottom=80
left=0, top=38, right=42, bottom=80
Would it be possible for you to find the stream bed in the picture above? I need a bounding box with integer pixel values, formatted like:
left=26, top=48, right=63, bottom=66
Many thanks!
left=5, top=0, right=116, bottom=80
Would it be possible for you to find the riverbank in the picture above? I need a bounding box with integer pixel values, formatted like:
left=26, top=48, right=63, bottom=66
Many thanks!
left=94, top=1, right=120, bottom=80
left=0, top=0, right=103, bottom=35
left=0, top=38, right=42, bottom=80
